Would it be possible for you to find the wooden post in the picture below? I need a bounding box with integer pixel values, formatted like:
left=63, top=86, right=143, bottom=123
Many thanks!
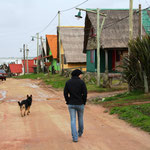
left=139, top=4, right=149, bottom=93
left=37, top=33, right=39, bottom=74
left=97, top=8, right=100, bottom=86
left=58, top=11, right=62, bottom=75
left=105, top=50, right=108, bottom=73
left=139, top=4, right=142, bottom=38
left=40, top=36, right=44, bottom=73
left=23, top=44, right=25, bottom=75
left=26, top=45, right=29, bottom=74
left=128, top=0, right=133, bottom=92
left=129, top=0, right=133, bottom=55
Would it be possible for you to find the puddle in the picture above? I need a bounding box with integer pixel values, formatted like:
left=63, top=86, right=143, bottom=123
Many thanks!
left=34, top=99, right=46, bottom=102
left=5, top=99, right=18, bottom=102
left=28, top=84, right=39, bottom=88
left=37, top=91, right=56, bottom=99
left=22, top=83, right=39, bottom=89
left=0, top=91, right=6, bottom=101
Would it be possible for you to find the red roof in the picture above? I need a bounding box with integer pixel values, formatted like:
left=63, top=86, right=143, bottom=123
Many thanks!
left=22, top=60, right=36, bottom=73
left=46, top=35, right=57, bottom=59
left=9, top=64, right=22, bottom=74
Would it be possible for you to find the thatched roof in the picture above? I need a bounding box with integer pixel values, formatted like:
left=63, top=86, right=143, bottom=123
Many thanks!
left=84, top=9, right=148, bottom=52
left=58, top=26, right=86, bottom=63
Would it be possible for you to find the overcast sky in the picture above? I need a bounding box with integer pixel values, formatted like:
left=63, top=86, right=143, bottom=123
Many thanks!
left=0, top=0, right=149, bottom=58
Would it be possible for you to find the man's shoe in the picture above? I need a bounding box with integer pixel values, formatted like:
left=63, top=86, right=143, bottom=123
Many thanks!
left=78, top=134, right=82, bottom=137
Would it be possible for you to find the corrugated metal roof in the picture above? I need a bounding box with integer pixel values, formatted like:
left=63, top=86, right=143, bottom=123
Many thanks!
left=46, top=35, right=57, bottom=59
left=58, top=26, right=86, bottom=63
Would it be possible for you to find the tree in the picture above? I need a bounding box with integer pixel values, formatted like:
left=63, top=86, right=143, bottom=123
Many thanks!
left=122, top=35, right=150, bottom=93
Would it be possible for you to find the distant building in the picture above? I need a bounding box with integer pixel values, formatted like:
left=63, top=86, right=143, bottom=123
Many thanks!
left=22, top=60, right=36, bottom=73
left=9, top=64, right=22, bottom=75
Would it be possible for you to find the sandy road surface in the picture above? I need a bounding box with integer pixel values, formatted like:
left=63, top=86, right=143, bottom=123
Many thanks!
left=0, top=78, right=150, bottom=150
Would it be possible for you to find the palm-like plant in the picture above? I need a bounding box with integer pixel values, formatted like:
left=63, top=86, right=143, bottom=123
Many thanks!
left=122, top=35, right=150, bottom=93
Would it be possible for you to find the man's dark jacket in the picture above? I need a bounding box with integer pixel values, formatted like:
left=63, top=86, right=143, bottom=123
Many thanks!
left=64, top=76, right=87, bottom=105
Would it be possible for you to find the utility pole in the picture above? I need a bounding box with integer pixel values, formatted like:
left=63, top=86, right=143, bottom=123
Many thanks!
left=75, top=8, right=106, bottom=86
left=58, top=11, right=62, bottom=75
left=26, top=44, right=29, bottom=74
left=139, top=4, right=142, bottom=38
left=128, top=0, right=133, bottom=92
left=23, top=44, right=26, bottom=75
left=139, top=4, right=149, bottom=93
left=129, top=0, right=133, bottom=55
left=97, top=8, right=100, bottom=86
left=40, top=36, right=44, bottom=73
left=37, top=33, right=39, bottom=74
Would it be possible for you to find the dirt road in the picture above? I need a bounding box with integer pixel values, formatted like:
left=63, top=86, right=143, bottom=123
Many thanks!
left=0, top=78, right=150, bottom=150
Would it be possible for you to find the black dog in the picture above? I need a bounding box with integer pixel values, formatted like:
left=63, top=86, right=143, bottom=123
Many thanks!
left=18, top=95, right=32, bottom=117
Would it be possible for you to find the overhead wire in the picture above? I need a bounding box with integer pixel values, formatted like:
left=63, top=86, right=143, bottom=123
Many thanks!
left=27, top=0, right=89, bottom=55
left=60, top=0, right=88, bottom=12
left=103, top=6, right=150, bottom=30
left=39, top=13, right=58, bottom=34
left=56, top=5, right=150, bottom=37
left=38, top=0, right=88, bottom=34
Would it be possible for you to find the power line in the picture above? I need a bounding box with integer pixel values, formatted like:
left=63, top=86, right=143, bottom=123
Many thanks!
left=39, top=13, right=58, bottom=34
left=103, top=6, right=150, bottom=30
left=58, top=6, right=150, bottom=37
left=38, top=0, right=88, bottom=34
left=60, top=0, right=88, bottom=12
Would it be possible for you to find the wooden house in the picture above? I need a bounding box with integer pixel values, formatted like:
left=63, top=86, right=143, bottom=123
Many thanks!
left=57, top=26, right=86, bottom=71
left=46, top=35, right=59, bottom=72
left=84, top=9, right=150, bottom=73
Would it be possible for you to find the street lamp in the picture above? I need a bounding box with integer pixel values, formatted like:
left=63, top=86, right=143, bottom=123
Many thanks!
left=75, top=10, right=82, bottom=19
left=75, top=8, right=106, bottom=86
left=31, top=36, right=35, bottom=41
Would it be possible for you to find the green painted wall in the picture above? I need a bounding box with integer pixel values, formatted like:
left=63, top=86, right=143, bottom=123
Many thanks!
left=49, top=59, right=59, bottom=71
left=48, top=48, right=59, bottom=71
left=87, top=49, right=113, bottom=73
left=87, top=50, right=96, bottom=72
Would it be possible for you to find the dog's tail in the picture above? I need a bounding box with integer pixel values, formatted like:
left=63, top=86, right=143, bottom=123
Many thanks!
left=18, top=101, right=21, bottom=106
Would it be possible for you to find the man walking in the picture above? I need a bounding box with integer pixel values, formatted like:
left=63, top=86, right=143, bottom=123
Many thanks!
left=64, top=69, right=87, bottom=142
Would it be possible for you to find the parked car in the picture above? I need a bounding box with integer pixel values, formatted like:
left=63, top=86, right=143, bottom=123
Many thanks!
left=0, top=69, right=7, bottom=81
